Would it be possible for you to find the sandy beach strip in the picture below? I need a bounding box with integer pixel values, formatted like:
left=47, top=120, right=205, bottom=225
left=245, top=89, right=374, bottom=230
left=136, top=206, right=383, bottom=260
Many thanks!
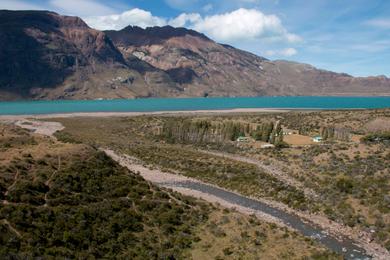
left=0, top=108, right=290, bottom=120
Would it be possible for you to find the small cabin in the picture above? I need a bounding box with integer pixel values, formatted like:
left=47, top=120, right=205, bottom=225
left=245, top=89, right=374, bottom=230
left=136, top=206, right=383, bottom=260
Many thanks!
left=261, top=144, right=275, bottom=149
left=236, top=136, right=250, bottom=142
left=312, top=136, right=323, bottom=143
left=282, top=128, right=297, bottom=136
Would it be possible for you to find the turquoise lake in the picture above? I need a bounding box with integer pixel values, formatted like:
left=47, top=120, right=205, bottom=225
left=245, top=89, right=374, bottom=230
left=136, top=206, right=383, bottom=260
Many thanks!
left=0, top=96, right=389, bottom=115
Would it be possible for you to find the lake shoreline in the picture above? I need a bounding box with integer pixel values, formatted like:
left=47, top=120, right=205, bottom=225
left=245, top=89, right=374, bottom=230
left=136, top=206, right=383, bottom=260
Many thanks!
left=0, top=108, right=291, bottom=119
left=1, top=107, right=388, bottom=119
left=1, top=96, right=389, bottom=116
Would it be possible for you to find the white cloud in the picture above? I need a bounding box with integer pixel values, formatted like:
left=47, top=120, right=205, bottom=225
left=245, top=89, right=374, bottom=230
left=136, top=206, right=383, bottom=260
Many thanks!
left=169, top=13, right=201, bottom=27
left=50, top=0, right=115, bottom=17
left=0, top=0, right=42, bottom=10
left=202, top=4, right=213, bottom=12
left=280, top=48, right=297, bottom=56
left=286, top=34, right=301, bottom=43
left=365, top=18, right=390, bottom=29
left=265, top=48, right=297, bottom=57
left=350, top=40, right=390, bottom=53
left=190, top=8, right=301, bottom=43
left=85, top=8, right=166, bottom=30
left=84, top=7, right=301, bottom=45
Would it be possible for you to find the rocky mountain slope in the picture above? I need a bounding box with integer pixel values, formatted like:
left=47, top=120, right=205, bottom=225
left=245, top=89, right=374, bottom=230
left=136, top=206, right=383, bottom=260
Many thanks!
left=106, top=26, right=269, bottom=97
left=106, top=25, right=390, bottom=97
left=0, top=10, right=389, bottom=100
left=0, top=10, right=180, bottom=100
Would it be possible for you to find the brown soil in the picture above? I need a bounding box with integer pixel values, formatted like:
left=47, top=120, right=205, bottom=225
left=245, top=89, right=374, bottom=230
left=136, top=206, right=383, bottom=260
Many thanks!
left=284, top=134, right=315, bottom=146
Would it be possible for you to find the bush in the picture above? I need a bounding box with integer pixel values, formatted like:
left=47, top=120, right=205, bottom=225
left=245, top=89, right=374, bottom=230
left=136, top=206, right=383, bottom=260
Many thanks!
left=361, top=132, right=390, bottom=143
left=0, top=149, right=210, bottom=259
left=335, top=177, right=354, bottom=194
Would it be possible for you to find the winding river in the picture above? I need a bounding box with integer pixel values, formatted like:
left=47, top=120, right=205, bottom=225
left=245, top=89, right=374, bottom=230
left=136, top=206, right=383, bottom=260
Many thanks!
left=7, top=120, right=382, bottom=259
left=160, top=180, right=371, bottom=260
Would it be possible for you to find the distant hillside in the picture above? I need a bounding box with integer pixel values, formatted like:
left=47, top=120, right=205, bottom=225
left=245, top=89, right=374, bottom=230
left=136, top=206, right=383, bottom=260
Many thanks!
left=0, top=10, right=389, bottom=100
left=107, top=25, right=390, bottom=97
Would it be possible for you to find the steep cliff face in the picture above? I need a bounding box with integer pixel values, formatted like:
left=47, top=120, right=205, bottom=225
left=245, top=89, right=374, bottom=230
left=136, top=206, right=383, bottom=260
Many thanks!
left=0, top=11, right=179, bottom=100
left=106, top=26, right=390, bottom=97
left=0, top=11, right=389, bottom=100
left=106, top=26, right=269, bottom=97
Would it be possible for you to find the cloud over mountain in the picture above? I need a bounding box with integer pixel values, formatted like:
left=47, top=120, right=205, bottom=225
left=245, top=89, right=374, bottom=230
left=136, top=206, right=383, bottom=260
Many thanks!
left=85, top=8, right=301, bottom=44
left=266, top=48, right=298, bottom=57
left=85, top=8, right=166, bottom=30
left=188, top=8, right=300, bottom=43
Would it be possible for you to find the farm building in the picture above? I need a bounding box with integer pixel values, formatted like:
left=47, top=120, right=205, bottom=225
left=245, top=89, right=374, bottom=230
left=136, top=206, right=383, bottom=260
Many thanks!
left=312, top=136, right=323, bottom=142
left=282, top=129, right=297, bottom=135
left=236, top=136, right=251, bottom=142
left=261, top=144, right=275, bottom=149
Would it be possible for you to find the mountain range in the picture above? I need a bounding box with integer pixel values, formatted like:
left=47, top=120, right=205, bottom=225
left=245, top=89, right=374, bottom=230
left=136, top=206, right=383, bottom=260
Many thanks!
left=0, top=10, right=389, bottom=100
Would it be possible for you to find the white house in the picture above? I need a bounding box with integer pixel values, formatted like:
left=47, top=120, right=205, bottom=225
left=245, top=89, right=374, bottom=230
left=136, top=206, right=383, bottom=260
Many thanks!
left=236, top=136, right=250, bottom=142
left=312, top=136, right=323, bottom=142
left=261, top=144, right=275, bottom=149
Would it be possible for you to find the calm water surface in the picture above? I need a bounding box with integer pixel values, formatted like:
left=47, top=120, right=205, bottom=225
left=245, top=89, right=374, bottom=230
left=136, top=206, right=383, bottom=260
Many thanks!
left=0, top=96, right=389, bottom=115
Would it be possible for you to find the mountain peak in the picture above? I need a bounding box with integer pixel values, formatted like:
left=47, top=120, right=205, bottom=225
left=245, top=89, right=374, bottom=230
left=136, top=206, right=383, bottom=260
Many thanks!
left=105, top=25, right=211, bottom=47
left=1, top=10, right=390, bottom=100
left=122, top=25, right=210, bottom=41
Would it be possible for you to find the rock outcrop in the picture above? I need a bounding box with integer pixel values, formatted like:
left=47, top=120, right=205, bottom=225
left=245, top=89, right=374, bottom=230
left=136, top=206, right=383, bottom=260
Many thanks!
left=106, top=25, right=390, bottom=97
left=1, top=10, right=389, bottom=100
left=0, top=10, right=179, bottom=100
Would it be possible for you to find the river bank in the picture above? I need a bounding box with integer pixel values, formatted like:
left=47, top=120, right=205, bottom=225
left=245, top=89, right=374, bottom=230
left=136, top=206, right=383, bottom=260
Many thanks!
left=6, top=118, right=390, bottom=259
left=102, top=148, right=378, bottom=259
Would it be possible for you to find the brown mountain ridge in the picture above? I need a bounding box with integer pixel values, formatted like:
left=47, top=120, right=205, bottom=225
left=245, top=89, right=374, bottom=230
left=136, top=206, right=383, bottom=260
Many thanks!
left=0, top=10, right=389, bottom=100
left=0, top=10, right=180, bottom=100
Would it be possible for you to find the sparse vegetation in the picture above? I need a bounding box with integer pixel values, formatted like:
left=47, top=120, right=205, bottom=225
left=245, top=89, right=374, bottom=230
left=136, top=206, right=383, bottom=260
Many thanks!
left=55, top=118, right=311, bottom=210
left=0, top=123, right=333, bottom=259
left=361, top=131, right=390, bottom=143
left=51, top=108, right=390, bottom=248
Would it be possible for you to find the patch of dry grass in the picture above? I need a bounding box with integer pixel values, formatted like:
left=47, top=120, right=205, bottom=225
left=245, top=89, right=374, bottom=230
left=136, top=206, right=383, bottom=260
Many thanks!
left=0, top=123, right=335, bottom=259
left=190, top=209, right=339, bottom=259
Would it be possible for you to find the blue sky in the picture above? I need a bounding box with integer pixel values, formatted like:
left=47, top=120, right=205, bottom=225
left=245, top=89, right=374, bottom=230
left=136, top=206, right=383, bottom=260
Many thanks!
left=1, top=0, right=389, bottom=77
